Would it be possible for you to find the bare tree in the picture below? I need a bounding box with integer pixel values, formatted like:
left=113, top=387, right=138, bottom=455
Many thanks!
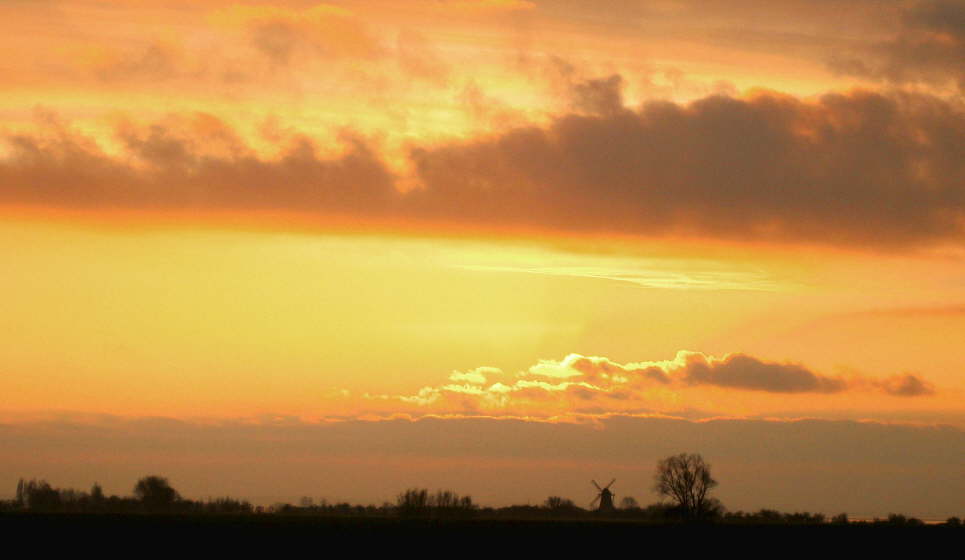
left=653, top=453, right=719, bottom=519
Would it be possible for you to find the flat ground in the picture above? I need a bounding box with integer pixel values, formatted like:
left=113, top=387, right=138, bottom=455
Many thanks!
left=1, top=512, right=954, bottom=550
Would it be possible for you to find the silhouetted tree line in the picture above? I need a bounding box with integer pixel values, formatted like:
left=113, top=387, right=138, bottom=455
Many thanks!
left=3, top=476, right=252, bottom=514
left=395, top=488, right=477, bottom=518
left=275, top=496, right=394, bottom=517
left=3, top=474, right=962, bottom=526
left=721, top=509, right=829, bottom=525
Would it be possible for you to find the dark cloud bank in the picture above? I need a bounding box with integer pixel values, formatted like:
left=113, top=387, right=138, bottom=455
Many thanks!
left=3, top=87, right=964, bottom=249
left=1, top=414, right=962, bottom=517
left=666, top=353, right=932, bottom=396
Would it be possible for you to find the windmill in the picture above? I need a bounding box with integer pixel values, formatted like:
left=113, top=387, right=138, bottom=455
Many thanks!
left=591, top=479, right=616, bottom=512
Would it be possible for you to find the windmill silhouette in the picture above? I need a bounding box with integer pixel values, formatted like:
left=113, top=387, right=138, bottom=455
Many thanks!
left=591, top=479, right=616, bottom=512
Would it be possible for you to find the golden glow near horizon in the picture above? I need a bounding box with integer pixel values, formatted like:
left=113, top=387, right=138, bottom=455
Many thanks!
left=2, top=219, right=962, bottom=426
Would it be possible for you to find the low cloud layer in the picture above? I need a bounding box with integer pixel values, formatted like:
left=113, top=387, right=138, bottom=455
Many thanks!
left=2, top=88, right=964, bottom=249
left=1, top=413, right=961, bottom=517
left=369, top=351, right=935, bottom=416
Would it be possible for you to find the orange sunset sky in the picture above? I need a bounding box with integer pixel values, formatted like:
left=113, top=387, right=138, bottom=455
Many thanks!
left=1, top=0, right=963, bottom=518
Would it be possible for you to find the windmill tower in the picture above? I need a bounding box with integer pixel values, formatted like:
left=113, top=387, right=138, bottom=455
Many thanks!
left=591, top=479, right=616, bottom=512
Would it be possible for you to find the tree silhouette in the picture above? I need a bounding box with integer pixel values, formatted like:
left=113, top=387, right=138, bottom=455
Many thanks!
left=133, top=475, right=180, bottom=511
left=544, top=496, right=576, bottom=510
left=653, top=453, right=719, bottom=520
left=90, top=483, right=105, bottom=503
left=396, top=488, right=430, bottom=516
left=395, top=488, right=475, bottom=518
left=619, top=496, right=639, bottom=510
left=15, top=479, right=24, bottom=508
left=21, top=479, right=61, bottom=511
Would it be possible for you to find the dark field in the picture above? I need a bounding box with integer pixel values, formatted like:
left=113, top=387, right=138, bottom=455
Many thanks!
left=1, top=512, right=955, bottom=548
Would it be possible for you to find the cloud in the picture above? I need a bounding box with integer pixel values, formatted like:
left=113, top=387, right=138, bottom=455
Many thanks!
left=369, top=350, right=936, bottom=417
left=449, top=367, right=497, bottom=384
left=432, top=0, right=537, bottom=16
left=528, top=354, right=669, bottom=385
left=249, top=20, right=301, bottom=65
left=828, top=0, right=965, bottom=91
left=538, top=57, right=628, bottom=115
left=214, top=4, right=381, bottom=65
left=0, top=112, right=398, bottom=214
left=95, top=41, right=186, bottom=83
left=396, top=29, right=451, bottom=84
left=635, top=66, right=738, bottom=102
left=678, top=353, right=846, bottom=393
left=533, top=351, right=854, bottom=395
left=457, top=81, right=529, bottom=129
left=878, top=373, right=935, bottom=397
left=406, top=89, right=965, bottom=248
left=3, top=88, right=965, bottom=250
left=569, top=74, right=625, bottom=116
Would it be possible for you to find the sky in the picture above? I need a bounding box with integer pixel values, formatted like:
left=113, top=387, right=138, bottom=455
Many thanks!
left=1, top=0, right=964, bottom=518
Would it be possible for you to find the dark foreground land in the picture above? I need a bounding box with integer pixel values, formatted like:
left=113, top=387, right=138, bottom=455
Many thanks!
left=1, top=512, right=957, bottom=551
